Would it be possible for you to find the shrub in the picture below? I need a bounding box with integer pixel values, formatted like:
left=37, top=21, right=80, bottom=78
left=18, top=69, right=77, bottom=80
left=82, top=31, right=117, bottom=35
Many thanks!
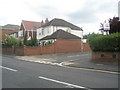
left=26, top=37, right=37, bottom=46
left=2, top=36, right=20, bottom=47
left=88, top=33, right=120, bottom=52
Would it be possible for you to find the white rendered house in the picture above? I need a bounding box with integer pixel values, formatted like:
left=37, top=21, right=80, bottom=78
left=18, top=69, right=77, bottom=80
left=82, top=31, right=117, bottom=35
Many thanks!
left=37, top=18, right=83, bottom=42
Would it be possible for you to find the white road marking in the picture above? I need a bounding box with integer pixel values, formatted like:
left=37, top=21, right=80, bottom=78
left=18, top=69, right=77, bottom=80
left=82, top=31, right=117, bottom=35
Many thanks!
left=67, top=54, right=89, bottom=58
left=96, top=64, right=103, bottom=66
left=67, top=55, right=80, bottom=57
left=0, top=66, right=18, bottom=72
left=38, top=76, right=86, bottom=88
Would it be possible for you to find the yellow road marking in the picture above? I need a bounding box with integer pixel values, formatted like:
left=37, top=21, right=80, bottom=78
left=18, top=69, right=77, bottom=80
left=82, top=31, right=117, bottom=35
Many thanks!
left=63, top=65, right=120, bottom=75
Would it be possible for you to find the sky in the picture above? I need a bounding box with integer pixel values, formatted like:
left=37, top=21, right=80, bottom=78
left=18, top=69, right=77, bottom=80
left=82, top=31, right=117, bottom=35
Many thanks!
left=0, top=0, right=119, bottom=35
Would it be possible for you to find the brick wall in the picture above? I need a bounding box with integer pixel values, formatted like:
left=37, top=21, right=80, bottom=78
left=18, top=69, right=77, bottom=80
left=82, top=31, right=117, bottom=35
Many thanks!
left=15, top=47, right=24, bottom=55
left=24, top=46, right=41, bottom=55
left=55, top=40, right=81, bottom=53
left=92, top=52, right=120, bottom=62
left=2, top=47, right=14, bottom=55
left=83, top=43, right=91, bottom=52
left=41, top=44, right=55, bottom=54
left=2, top=40, right=91, bottom=55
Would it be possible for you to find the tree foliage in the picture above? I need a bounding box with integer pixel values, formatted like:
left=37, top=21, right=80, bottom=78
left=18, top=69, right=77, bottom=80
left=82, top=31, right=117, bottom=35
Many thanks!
left=83, top=34, right=91, bottom=39
left=109, top=17, right=120, bottom=34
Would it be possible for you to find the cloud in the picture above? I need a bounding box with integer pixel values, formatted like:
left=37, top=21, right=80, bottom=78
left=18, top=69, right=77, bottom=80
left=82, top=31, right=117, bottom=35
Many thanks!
left=68, top=8, right=98, bottom=24
left=67, top=0, right=118, bottom=24
left=0, top=0, right=118, bottom=34
left=24, top=0, right=85, bottom=21
left=30, top=6, right=59, bottom=19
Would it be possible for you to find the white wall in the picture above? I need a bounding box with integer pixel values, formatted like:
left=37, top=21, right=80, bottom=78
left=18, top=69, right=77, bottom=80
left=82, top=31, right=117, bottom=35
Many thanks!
left=18, top=30, right=23, bottom=37
left=37, top=25, right=83, bottom=40
left=10, top=33, right=18, bottom=39
left=37, top=26, right=53, bottom=40
left=71, top=30, right=83, bottom=38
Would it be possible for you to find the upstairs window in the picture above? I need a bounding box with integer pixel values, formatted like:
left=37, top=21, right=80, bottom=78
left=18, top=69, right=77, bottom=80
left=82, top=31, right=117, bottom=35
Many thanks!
left=42, top=29, right=44, bottom=35
left=39, top=33, right=41, bottom=35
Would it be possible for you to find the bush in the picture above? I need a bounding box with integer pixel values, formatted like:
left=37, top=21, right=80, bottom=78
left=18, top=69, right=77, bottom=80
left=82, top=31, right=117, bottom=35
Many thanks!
left=2, top=36, right=20, bottom=47
left=26, top=37, right=37, bottom=46
left=88, top=33, right=120, bottom=52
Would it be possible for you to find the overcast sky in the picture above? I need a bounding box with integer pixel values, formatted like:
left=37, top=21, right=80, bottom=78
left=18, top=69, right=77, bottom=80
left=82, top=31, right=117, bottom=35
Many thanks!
left=0, top=0, right=119, bottom=34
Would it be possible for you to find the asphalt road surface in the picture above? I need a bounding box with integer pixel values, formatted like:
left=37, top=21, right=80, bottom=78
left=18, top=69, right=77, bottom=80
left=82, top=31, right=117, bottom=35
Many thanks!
left=1, top=55, right=119, bottom=89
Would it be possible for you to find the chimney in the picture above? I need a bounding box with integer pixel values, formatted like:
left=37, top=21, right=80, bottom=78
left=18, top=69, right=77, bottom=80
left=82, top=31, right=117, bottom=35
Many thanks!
left=45, top=18, right=49, bottom=24
left=41, top=20, right=44, bottom=26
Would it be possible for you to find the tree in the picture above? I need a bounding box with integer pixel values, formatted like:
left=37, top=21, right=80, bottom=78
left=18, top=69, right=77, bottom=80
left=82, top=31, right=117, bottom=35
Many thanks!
left=109, top=17, right=120, bottom=34
left=23, top=32, right=27, bottom=45
left=83, top=34, right=90, bottom=39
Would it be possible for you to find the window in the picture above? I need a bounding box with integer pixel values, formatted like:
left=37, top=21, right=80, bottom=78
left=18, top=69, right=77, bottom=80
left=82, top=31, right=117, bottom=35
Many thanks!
left=42, top=29, right=44, bottom=35
left=66, top=29, right=71, bottom=33
left=39, top=33, right=41, bottom=35
left=47, top=29, right=49, bottom=34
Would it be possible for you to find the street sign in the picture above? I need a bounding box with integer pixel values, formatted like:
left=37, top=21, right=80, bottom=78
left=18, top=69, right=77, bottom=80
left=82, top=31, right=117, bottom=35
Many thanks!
left=103, top=22, right=110, bottom=31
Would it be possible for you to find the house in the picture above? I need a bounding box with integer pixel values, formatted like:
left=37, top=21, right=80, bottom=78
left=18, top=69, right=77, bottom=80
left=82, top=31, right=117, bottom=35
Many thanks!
left=37, top=18, right=83, bottom=44
left=0, top=24, right=20, bottom=41
left=18, top=18, right=49, bottom=41
left=39, top=29, right=81, bottom=46
left=39, top=29, right=83, bottom=53
left=9, top=31, right=19, bottom=39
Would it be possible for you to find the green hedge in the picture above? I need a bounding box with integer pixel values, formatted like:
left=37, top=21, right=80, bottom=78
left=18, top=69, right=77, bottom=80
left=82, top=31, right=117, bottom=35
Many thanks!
left=88, top=33, right=120, bottom=52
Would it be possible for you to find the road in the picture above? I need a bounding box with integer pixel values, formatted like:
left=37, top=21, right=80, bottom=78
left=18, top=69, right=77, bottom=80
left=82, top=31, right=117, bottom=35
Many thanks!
left=1, top=54, right=119, bottom=89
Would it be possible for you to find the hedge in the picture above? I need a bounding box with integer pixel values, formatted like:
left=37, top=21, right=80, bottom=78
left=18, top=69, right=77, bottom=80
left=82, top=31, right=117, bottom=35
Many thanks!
left=88, top=33, right=120, bottom=52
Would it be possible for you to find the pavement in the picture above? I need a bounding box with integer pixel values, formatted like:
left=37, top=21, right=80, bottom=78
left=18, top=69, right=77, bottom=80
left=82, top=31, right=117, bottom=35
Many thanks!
left=2, top=52, right=119, bottom=72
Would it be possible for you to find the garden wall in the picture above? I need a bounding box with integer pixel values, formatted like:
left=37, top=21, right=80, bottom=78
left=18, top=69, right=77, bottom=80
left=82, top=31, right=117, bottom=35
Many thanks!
left=2, top=40, right=91, bottom=55
left=2, top=47, right=14, bottom=55
left=83, top=43, right=91, bottom=52
left=92, top=52, right=120, bottom=62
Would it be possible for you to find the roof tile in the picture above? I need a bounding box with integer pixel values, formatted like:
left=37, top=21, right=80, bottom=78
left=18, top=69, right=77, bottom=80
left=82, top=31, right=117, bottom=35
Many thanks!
left=22, top=20, right=42, bottom=30
left=40, top=29, right=81, bottom=40
left=41, top=18, right=82, bottom=31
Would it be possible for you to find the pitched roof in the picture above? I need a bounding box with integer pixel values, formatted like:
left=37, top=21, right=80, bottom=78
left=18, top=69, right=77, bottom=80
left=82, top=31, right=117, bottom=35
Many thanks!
left=2, top=24, right=20, bottom=30
left=40, top=29, right=81, bottom=40
left=41, top=18, right=82, bottom=31
left=22, top=20, right=41, bottom=30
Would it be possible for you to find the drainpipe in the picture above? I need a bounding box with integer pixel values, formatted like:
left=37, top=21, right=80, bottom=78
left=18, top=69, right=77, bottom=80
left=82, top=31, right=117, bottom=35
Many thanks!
left=81, top=31, right=83, bottom=52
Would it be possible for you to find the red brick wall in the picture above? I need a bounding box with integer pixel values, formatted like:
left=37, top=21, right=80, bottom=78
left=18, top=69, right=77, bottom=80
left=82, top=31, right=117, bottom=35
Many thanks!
left=92, top=52, right=120, bottom=62
left=55, top=40, right=81, bottom=53
left=24, top=46, right=41, bottom=55
left=41, top=44, right=55, bottom=54
left=83, top=43, right=91, bottom=52
left=15, top=47, right=24, bottom=55
left=2, top=47, right=14, bottom=54
left=2, top=40, right=91, bottom=55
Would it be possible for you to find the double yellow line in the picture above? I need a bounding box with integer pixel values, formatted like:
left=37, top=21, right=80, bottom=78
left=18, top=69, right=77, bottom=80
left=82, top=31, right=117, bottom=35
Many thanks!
left=63, top=65, right=120, bottom=75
